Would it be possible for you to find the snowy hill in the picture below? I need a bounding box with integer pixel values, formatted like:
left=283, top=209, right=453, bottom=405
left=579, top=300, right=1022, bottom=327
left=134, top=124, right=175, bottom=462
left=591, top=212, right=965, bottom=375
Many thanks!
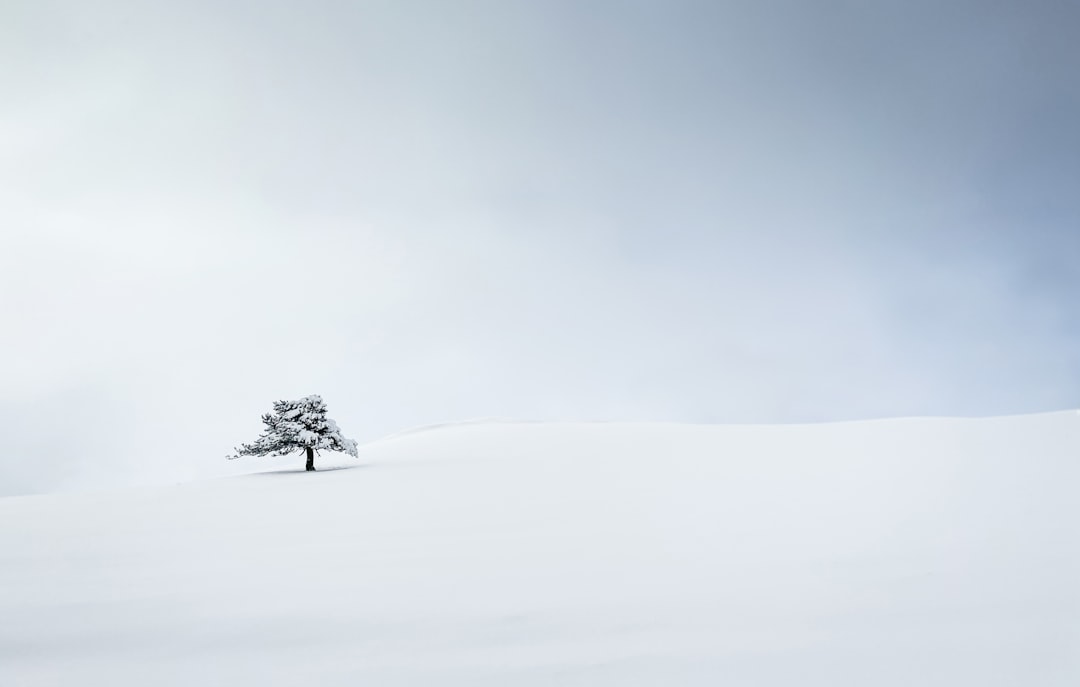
left=2, top=414, right=1078, bottom=686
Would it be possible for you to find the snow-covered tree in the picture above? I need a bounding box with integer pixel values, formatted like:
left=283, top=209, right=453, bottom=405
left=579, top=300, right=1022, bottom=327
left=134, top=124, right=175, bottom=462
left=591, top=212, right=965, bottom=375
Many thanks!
left=230, top=395, right=358, bottom=471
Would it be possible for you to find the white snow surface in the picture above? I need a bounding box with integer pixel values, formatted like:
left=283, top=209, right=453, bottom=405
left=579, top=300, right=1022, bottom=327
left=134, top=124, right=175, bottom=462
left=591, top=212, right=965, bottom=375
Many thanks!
left=2, top=414, right=1078, bottom=685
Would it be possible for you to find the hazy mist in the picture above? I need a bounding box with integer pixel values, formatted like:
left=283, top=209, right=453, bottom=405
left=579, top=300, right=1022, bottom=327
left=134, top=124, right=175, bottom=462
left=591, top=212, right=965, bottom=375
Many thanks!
left=2, top=0, right=1078, bottom=495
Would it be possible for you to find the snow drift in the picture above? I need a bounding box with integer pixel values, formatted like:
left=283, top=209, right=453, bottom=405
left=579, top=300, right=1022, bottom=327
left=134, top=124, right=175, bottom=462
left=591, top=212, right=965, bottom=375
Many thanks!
left=1, top=413, right=1078, bottom=685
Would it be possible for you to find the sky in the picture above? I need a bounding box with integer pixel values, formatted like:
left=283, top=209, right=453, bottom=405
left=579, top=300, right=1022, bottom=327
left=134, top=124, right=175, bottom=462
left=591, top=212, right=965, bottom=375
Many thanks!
left=2, top=0, right=1078, bottom=495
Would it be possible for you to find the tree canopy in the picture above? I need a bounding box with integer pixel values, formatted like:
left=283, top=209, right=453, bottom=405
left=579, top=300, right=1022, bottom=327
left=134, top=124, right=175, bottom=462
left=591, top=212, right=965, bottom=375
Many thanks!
left=230, top=396, right=358, bottom=464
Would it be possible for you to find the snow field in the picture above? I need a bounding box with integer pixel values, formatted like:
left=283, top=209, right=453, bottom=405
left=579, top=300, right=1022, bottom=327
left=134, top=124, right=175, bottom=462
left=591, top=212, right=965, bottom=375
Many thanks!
left=1, top=414, right=1078, bottom=685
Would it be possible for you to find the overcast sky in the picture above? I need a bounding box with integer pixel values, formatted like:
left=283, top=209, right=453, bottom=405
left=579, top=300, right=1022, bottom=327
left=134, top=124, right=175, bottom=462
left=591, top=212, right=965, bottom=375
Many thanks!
left=2, top=0, right=1078, bottom=495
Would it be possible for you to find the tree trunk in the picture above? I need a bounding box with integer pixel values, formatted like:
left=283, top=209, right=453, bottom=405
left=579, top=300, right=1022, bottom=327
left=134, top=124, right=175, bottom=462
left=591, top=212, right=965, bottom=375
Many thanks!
left=305, top=446, right=315, bottom=472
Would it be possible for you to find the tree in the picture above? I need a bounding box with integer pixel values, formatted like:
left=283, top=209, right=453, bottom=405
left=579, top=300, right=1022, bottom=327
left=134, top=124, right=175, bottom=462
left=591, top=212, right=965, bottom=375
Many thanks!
left=230, top=395, right=358, bottom=471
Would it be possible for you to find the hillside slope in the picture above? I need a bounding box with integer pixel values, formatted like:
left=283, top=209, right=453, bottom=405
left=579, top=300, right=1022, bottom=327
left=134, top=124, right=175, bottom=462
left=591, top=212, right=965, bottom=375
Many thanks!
left=2, top=414, right=1078, bottom=685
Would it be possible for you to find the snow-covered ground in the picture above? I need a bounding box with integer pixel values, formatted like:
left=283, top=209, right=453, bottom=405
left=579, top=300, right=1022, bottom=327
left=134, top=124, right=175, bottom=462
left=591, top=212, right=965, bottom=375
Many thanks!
left=2, top=414, right=1078, bottom=686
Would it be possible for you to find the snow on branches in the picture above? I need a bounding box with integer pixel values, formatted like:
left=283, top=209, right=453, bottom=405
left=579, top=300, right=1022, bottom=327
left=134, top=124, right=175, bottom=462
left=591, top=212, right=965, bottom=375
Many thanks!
left=230, top=395, right=358, bottom=460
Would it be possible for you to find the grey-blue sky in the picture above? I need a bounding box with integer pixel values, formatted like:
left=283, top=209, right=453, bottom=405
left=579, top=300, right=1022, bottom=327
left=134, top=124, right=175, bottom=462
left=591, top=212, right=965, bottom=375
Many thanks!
left=1, top=1, right=1077, bottom=494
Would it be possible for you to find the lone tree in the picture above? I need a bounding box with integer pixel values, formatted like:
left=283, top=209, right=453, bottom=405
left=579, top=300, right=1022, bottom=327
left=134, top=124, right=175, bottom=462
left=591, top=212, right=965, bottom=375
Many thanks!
left=230, top=395, right=358, bottom=471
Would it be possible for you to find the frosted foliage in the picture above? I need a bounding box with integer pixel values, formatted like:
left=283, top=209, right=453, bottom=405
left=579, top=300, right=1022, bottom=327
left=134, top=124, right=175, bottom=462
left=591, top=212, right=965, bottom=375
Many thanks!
left=231, top=395, right=358, bottom=459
